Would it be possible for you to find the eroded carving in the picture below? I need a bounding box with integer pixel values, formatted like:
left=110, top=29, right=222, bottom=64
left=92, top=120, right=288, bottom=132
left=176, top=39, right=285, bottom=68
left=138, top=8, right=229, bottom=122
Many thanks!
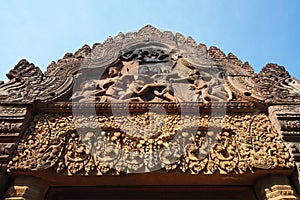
left=0, top=60, right=43, bottom=102
left=0, top=59, right=74, bottom=103
left=255, top=63, right=300, bottom=102
left=0, top=121, right=23, bottom=132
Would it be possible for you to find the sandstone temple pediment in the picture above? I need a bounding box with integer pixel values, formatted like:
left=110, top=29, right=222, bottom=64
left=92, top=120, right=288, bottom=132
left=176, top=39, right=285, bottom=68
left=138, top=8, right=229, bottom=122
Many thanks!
left=1, top=25, right=299, bottom=105
left=1, top=25, right=300, bottom=199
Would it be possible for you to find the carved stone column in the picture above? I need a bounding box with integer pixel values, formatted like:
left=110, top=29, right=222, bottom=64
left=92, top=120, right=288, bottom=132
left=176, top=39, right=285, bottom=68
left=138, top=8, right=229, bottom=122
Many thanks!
left=269, top=105, right=300, bottom=193
left=4, top=176, right=49, bottom=200
left=0, top=105, right=31, bottom=197
left=255, top=175, right=300, bottom=200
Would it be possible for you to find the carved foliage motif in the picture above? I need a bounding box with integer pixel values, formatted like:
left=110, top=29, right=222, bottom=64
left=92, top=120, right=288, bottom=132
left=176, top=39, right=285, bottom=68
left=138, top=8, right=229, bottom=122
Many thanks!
left=8, top=113, right=293, bottom=175
left=255, top=63, right=300, bottom=102
left=0, top=59, right=43, bottom=102
left=0, top=59, right=74, bottom=103
left=8, top=114, right=71, bottom=171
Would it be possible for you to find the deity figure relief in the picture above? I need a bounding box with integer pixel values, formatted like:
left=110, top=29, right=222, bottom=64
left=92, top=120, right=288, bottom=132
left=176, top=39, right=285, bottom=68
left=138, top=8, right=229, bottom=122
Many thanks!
left=189, top=72, right=211, bottom=103
left=208, top=72, right=233, bottom=101
left=130, top=72, right=179, bottom=102
left=71, top=66, right=123, bottom=102
left=70, top=80, right=108, bottom=103
left=96, top=66, right=122, bottom=93
left=118, top=78, right=145, bottom=102
left=70, top=51, right=235, bottom=103
left=171, top=69, right=211, bottom=103
left=117, top=74, right=177, bottom=102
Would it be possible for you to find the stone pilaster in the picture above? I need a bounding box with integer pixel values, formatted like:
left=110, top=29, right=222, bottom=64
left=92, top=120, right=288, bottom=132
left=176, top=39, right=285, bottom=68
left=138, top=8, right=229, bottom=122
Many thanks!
left=255, top=175, right=300, bottom=200
left=0, top=105, right=31, bottom=198
left=269, top=105, right=300, bottom=193
left=4, top=176, right=49, bottom=200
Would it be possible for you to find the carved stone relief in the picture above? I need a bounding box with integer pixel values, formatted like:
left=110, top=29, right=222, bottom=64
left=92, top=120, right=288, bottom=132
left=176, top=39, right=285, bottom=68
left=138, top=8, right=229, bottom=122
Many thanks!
left=0, top=59, right=74, bottom=103
left=255, top=63, right=300, bottom=102
left=269, top=105, right=300, bottom=194
left=8, top=112, right=293, bottom=176
left=0, top=25, right=285, bottom=104
left=0, top=106, right=28, bottom=159
left=0, top=106, right=27, bottom=116
left=1, top=25, right=300, bottom=199
left=70, top=44, right=264, bottom=104
left=0, top=105, right=29, bottom=196
left=255, top=175, right=300, bottom=200
left=0, top=25, right=298, bottom=105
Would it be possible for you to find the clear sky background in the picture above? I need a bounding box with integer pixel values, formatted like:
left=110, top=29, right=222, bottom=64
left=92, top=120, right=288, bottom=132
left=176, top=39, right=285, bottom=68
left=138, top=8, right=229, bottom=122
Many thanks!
left=0, top=0, right=299, bottom=82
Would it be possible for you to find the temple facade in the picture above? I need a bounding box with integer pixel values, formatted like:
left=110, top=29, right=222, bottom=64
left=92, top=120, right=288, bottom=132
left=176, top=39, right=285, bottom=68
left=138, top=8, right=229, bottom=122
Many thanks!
left=1, top=25, right=300, bottom=199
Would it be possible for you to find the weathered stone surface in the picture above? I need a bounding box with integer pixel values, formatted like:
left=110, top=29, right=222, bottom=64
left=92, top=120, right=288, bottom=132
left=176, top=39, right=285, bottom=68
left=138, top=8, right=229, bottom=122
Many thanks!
left=2, top=25, right=299, bottom=105
left=1, top=25, right=300, bottom=199
left=255, top=63, right=300, bottom=102
left=7, top=112, right=293, bottom=176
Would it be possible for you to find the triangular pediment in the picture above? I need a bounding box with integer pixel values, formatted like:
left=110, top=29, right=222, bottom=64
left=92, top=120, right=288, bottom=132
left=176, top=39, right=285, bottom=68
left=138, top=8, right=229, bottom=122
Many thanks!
left=0, top=25, right=299, bottom=105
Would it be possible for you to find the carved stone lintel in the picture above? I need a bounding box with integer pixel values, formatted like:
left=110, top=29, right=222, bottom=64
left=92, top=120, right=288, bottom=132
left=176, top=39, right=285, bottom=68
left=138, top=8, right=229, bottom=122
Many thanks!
left=4, top=176, right=49, bottom=200
left=7, top=112, right=293, bottom=176
left=255, top=175, right=300, bottom=200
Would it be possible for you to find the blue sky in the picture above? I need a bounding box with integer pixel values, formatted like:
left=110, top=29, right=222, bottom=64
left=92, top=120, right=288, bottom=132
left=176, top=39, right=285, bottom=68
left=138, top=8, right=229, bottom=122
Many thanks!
left=0, top=0, right=299, bottom=81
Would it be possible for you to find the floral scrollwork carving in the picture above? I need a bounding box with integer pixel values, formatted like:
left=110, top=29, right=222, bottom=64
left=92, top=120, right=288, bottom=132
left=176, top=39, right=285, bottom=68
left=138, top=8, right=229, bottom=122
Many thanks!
left=8, top=113, right=294, bottom=175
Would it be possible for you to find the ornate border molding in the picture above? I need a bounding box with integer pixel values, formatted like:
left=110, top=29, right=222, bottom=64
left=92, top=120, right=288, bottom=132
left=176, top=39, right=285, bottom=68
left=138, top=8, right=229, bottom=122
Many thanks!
left=35, top=101, right=266, bottom=114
